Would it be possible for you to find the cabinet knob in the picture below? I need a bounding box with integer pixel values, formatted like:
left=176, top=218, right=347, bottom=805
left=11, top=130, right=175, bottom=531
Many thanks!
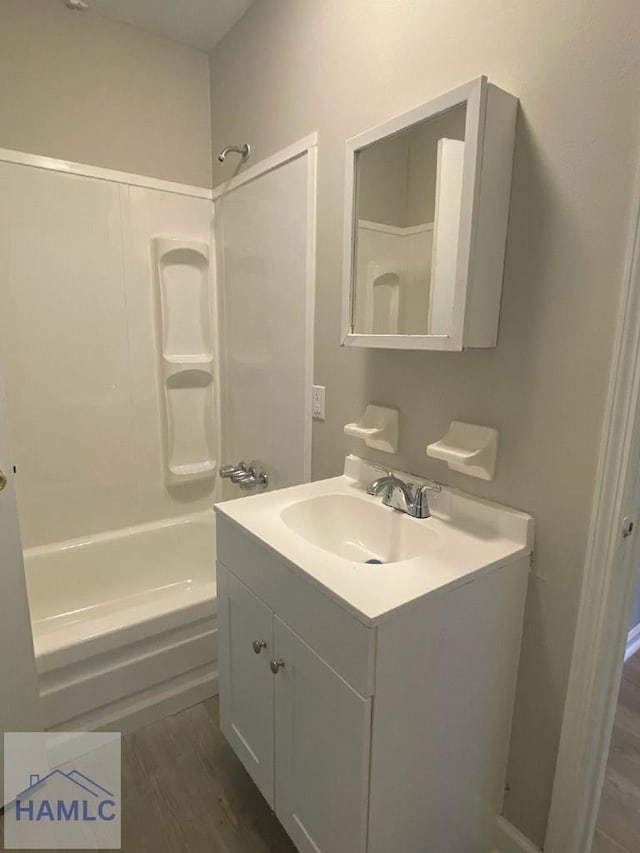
left=252, top=640, right=267, bottom=654
left=270, top=658, right=285, bottom=674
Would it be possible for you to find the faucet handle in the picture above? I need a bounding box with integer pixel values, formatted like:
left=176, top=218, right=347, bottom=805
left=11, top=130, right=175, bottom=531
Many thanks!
left=221, top=461, right=247, bottom=479
left=411, top=482, right=442, bottom=518
left=237, top=468, right=269, bottom=490
left=415, top=482, right=442, bottom=494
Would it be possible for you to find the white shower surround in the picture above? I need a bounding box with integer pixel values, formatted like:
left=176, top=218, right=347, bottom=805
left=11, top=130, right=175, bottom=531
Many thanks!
left=0, top=151, right=221, bottom=732
left=0, top=140, right=316, bottom=734
left=0, top=155, right=219, bottom=547
left=213, top=134, right=317, bottom=491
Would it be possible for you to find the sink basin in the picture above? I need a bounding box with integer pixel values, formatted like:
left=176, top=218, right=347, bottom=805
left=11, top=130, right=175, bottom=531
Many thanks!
left=215, top=455, right=534, bottom=623
left=280, top=493, right=441, bottom=564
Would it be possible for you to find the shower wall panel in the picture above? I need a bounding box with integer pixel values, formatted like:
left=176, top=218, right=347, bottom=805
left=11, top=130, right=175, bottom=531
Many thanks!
left=0, top=163, right=217, bottom=547
left=215, top=152, right=312, bottom=493
left=0, top=165, right=135, bottom=546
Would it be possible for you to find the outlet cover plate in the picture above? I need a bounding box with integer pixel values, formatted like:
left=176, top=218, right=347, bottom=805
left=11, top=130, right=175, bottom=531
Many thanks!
left=312, top=385, right=325, bottom=420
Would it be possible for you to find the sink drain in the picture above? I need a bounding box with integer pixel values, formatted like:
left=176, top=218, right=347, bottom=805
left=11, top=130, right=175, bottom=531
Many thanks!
left=365, top=558, right=384, bottom=564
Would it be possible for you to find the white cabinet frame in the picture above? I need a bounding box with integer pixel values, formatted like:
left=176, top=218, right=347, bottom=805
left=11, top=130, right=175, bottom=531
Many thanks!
left=341, top=76, right=517, bottom=351
left=217, top=563, right=371, bottom=852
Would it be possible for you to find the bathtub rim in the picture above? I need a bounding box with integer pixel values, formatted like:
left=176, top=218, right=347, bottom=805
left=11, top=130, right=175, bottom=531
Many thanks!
left=24, top=509, right=217, bottom=673
left=35, top=584, right=217, bottom=674
left=22, top=507, right=216, bottom=560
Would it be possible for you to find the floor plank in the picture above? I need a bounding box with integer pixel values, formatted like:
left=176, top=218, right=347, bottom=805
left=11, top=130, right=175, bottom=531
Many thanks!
left=592, top=829, right=629, bottom=853
left=0, top=697, right=296, bottom=853
left=594, top=652, right=640, bottom=853
left=623, top=654, right=640, bottom=691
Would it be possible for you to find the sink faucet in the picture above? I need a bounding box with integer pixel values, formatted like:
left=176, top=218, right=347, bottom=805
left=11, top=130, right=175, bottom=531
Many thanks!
left=367, top=473, right=440, bottom=519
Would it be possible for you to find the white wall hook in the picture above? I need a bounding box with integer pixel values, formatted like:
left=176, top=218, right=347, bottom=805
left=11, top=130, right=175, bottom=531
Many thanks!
left=344, top=405, right=399, bottom=454
left=427, top=421, right=498, bottom=480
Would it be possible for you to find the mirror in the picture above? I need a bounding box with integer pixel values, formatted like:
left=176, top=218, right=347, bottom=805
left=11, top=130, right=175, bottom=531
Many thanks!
left=353, top=104, right=466, bottom=337
left=341, top=77, right=517, bottom=350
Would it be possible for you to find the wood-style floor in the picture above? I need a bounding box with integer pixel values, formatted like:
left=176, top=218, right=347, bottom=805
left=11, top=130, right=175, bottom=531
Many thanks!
left=7, top=672, right=640, bottom=853
left=1, top=698, right=296, bottom=853
left=593, top=652, right=640, bottom=853
left=10, top=672, right=640, bottom=853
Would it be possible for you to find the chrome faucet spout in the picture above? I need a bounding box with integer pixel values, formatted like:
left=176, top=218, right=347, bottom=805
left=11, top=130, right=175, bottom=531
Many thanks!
left=367, top=474, right=413, bottom=503
left=367, top=473, right=440, bottom=520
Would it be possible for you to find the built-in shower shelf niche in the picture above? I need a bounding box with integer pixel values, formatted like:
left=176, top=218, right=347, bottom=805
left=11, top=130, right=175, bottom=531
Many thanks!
left=153, top=237, right=216, bottom=487
left=155, top=237, right=212, bottom=359
left=163, top=356, right=214, bottom=375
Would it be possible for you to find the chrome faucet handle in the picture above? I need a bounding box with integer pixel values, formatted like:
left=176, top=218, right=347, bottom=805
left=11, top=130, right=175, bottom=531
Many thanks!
left=235, top=466, right=256, bottom=485
left=410, top=482, right=441, bottom=518
left=221, top=461, right=247, bottom=479
left=415, top=481, right=442, bottom=493
left=221, top=461, right=269, bottom=489
left=238, top=468, right=269, bottom=490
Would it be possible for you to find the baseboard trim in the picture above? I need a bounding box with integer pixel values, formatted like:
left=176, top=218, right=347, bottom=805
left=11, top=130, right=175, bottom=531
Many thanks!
left=493, top=816, right=542, bottom=853
left=625, top=623, right=640, bottom=661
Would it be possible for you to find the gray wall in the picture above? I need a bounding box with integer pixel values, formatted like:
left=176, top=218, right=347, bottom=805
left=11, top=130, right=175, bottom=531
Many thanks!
left=0, top=0, right=212, bottom=187
left=209, top=0, right=640, bottom=844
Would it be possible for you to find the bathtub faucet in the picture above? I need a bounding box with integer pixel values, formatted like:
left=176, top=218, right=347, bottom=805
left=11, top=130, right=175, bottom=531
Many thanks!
left=220, top=461, right=248, bottom=483
left=220, top=461, right=269, bottom=490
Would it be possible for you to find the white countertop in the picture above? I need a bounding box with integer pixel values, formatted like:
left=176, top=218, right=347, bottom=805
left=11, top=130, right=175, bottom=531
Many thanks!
left=215, top=456, right=534, bottom=625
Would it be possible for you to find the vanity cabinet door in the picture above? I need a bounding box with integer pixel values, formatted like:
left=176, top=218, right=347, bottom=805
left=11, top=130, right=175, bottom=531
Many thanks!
left=273, top=617, right=372, bottom=853
left=217, top=566, right=275, bottom=807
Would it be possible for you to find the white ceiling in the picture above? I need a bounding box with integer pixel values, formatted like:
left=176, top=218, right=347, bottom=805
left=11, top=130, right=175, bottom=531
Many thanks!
left=83, top=0, right=257, bottom=52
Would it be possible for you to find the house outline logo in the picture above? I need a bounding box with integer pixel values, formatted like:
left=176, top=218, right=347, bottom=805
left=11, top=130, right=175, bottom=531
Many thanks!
left=14, top=768, right=118, bottom=823
left=4, top=730, right=121, bottom=850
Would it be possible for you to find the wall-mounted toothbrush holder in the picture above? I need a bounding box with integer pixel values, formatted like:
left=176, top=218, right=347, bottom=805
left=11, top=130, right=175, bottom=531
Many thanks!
left=344, top=405, right=399, bottom=454
left=426, top=421, right=498, bottom=480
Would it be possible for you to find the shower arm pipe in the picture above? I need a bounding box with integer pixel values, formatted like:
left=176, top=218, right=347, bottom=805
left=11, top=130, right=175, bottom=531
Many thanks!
left=217, top=144, right=251, bottom=164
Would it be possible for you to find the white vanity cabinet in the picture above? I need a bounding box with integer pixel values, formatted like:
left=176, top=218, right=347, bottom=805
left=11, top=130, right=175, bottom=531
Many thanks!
left=218, top=570, right=276, bottom=806
left=218, top=565, right=371, bottom=853
left=273, top=616, right=372, bottom=853
left=216, top=501, right=531, bottom=853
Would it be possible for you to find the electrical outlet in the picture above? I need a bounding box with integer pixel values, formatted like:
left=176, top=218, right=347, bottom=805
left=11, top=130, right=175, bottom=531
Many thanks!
left=312, top=385, right=325, bottom=420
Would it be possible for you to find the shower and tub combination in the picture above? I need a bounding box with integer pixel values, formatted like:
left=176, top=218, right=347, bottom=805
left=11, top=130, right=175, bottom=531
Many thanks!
left=0, top=136, right=316, bottom=732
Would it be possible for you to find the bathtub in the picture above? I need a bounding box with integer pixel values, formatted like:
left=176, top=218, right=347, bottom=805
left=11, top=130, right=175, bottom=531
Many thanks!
left=23, top=511, right=217, bottom=732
